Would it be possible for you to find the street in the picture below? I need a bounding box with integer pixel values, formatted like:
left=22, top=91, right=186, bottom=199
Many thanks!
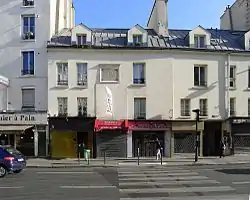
left=2, top=164, right=250, bottom=199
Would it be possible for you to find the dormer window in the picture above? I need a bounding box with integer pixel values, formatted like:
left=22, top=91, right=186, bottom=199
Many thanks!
left=77, top=34, right=87, bottom=45
left=133, top=34, right=143, bottom=45
left=194, top=35, right=205, bottom=48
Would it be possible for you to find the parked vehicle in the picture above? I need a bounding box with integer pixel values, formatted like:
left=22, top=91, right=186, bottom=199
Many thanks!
left=0, top=145, right=26, bottom=178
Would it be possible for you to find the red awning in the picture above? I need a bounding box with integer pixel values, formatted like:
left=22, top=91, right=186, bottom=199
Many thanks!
left=95, top=120, right=125, bottom=132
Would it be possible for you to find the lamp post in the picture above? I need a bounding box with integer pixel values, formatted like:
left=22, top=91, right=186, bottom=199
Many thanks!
left=192, top=109, right=200, bottom=162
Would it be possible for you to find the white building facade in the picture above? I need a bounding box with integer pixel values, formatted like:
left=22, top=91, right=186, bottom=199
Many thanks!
left=0, top=0, right=74, bottom=157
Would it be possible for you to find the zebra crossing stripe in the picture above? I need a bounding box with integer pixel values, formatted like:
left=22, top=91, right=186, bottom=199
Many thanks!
left=119, top=179, right=219, bottom=186
left=119, top=175, right=209, bottom=181
left=118, top=172, right=199, bottom=177
left=118, top=169, right=191, bottom=174
left=119, top=186, right=235, bottom=194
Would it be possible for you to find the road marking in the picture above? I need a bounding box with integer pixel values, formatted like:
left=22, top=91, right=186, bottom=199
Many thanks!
left=119, top=179, right=220, bottom=186
left=36, top=172, right=95, bottom=174
left=60, top=185, right=116, bottom=189
left=118, top=172, right=198, bottom=177
left=119, top=186, right=235, bottom=193
left=119, top=175, right=208, bottom=181
left=232, top=181, right=250, bottom=185
left=118, top=170, right=192, bottom=174
left=0, top=186, right=24, bottom=189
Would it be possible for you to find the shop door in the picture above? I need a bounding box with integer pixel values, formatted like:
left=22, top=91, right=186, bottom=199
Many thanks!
left=96, top=131, right=126, bottom=157
left=132, top=132, right=164, bottom=157
left=51, top=131, right=77, bottom=158
left=233, top=134, right=250, bottom=154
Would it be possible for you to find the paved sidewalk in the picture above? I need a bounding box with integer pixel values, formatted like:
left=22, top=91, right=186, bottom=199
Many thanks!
left=26, top=153, right=250, bottom=168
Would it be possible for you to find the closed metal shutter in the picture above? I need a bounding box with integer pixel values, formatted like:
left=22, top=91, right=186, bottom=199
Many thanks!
left=96, top=131, right=126, bottom=157
left=174, top=133, right=195, bottom=153
left=233, top=134, right=250, bottom=154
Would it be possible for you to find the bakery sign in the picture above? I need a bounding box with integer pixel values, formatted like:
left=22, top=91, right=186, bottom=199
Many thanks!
left=0, top=113, right=47, bottom=125
left=127, top=120, right=169, bottom=131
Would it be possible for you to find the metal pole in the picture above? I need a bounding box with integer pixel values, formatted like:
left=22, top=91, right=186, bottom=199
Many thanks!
left=78, top=151, right=80, bottom=164
left=160, top=148, right=163, bottom=165
left=137, top=147, right=140, bottom=166
left=104, top=151, right=106, bottom=165
left=195, top=119, right=198, bottom=162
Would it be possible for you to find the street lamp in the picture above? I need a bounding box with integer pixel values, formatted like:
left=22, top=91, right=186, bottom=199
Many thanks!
left=192, top=109, right=200, bottom=162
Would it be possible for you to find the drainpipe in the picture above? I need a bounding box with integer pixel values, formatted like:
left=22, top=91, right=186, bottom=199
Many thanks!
left=226, top=53, right=230, bottom=118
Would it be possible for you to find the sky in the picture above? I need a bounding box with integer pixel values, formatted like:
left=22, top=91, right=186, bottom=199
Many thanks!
left=73, top=0, right=236, bottom=29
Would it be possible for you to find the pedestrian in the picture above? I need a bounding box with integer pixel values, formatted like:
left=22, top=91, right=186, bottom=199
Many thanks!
left=155, top=137, right=162, bottom=160
left=219, top=139, right=225, bottom=158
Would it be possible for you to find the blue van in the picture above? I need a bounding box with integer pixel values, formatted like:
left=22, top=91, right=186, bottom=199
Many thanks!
left=0, top=145, right=26, bottom=178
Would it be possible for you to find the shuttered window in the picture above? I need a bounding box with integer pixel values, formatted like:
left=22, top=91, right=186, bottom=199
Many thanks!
left=22, top=88, right=35, bottom=110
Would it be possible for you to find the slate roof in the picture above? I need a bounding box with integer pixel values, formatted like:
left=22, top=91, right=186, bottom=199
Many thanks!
left=47, top=27, right=248, bottom=52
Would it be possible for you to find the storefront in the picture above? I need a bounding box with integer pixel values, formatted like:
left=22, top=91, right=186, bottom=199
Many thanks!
left=95, top=120, right=127, bottom=157
left=125, top=120, right=171, bottom=158
left=172, top=120, right=204, bottom=157
left=49, top=116, right=96, bottom=158
left=228, top=117, right=250, bottom=155
left=0, top=111, right=48, bottom=157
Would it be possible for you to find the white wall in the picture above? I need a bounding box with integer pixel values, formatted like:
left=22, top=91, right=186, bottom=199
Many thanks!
left=48, top=49, right=173, bottom=120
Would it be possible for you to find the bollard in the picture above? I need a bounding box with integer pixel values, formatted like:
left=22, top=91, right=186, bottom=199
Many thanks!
left=104, top=151, right=106, bottom=165
left=160, top=148, right=163, bottom=165
left=137, top=147, right=140, bottom=166
left=87, top=150, right=90, bottom=165
left=78, top=152, right=80, bottom=164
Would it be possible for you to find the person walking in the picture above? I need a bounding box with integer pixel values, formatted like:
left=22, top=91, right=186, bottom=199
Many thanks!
left=219, top=139, right=225, bottom=158
left=155, top=137, right=162, bottom=160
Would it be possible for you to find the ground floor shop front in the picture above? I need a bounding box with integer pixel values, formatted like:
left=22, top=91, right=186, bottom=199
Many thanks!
left=0, top=112, right=48, bottom=157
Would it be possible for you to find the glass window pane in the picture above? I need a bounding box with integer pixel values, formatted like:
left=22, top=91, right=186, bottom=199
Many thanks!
left=194, top=67, right=199, bottom=85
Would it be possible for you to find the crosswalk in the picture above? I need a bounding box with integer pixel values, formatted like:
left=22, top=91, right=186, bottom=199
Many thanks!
left=118, top=166, right=249, bottom=200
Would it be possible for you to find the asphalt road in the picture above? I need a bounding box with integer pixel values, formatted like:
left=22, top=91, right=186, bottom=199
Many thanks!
left=2, top=164, right=250, bottom=199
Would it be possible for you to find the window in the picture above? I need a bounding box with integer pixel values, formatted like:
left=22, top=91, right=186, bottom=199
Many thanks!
left=57, top=63, right=68, bottom=86
left=180, top=99, right=191, bottom=117
left=194, top=65, right=207, bottom=87
left=199, top=99, right=208, bottom=117
left=134, top=98, right=146, bottom=119
left=230, top=97, right=236, bottom=116
left=133, top=63, right=145, bottom=84
left=22, top=51, right=34, bottom=75
left=248, top=67, right=250, bottom=88
left=229, top=65, right=236, bottom=88
left=22, top=88, right=35, bottom=110
left=23, top=0, right=34, bottom=6
left=77, top=34, right=87, bottom=45
left=100, top=66, right=119, bottom=82
left=194, top=35, right=205, bottom=48
left=22, top=15, right=35, bottom=40
left=77, top=97, right=87, bottom=116
left=248, top=98, right=250, bottom=116
left=58, top=97, right=68, bottom=116
left=77, top=63, right=87, bottom=86
left=133, top=35, right=143, bottom=45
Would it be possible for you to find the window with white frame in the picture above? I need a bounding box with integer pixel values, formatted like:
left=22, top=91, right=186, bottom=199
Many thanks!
left=77, top=63, right=87, bottom=86
left=100, top=66, right=119, bottom=82
left=134, top=98, right=146, bottom=119
left=22, top=51, right=34, bottom=75
left=194, top=35, right=205, bottom=48
left=133, top=34, right=143, bottom=45
left=22, top=88, right=35, bottom=110
left=77, top=34, right=87, bottom=45
left=194, top=65, right=207, bottom=87
left=23, top=0, right=34, bottom=6
left=133, top=63, right=145, bottom=84
left=229, top=65, right=236, bottom=88
left=77, top=97, right=87, bottom=116
left=248, top=98, right=250, bottom=116
left=248, top=67, right=250, bottom=88
left=57, top=63, right=68, bottom=86
left=58, top=97, right=68, bottom=116
left=22, top=15, right=35, bottom=40
left=230, top=97, right=236, bottom=116
left=199, top=99, right=208, bottom=117
left=180, top=99, right=190, bottom=117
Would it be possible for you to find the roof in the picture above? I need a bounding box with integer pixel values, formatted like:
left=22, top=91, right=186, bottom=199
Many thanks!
left=47, top=28, right=248, bottom=52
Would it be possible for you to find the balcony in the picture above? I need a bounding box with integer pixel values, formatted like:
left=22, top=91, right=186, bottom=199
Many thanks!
left=57, top=80, right=68, bottom=86
left=133, top=78, right=145, bottom=84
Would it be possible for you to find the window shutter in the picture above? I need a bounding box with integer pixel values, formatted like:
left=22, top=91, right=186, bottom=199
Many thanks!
left=22, top=89, right=35, bottom=107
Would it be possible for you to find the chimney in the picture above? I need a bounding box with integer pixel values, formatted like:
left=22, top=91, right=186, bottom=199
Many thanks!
left=156, top=0, right=168, bottom=36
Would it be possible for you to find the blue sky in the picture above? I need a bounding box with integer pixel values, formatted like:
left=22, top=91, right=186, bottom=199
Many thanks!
left=73, top=0, right=235, bottom=29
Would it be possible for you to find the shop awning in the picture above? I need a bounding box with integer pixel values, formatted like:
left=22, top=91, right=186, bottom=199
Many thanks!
left=0, top=125, right=33, bottom=132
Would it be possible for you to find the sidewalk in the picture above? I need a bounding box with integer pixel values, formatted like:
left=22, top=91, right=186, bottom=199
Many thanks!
left=26, top=153, right=250, bottom=168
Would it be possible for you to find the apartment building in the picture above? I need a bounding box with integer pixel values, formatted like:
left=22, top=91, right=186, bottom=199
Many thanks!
left=220, top=0, right=250, bottom=31
left=0, top=0, right=74, bottom=157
